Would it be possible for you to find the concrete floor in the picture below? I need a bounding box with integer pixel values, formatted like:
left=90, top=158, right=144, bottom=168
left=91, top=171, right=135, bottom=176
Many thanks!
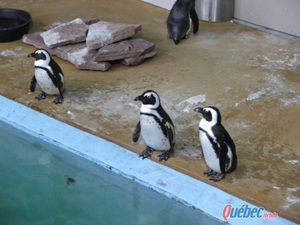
left=1, top=0, right=299, bottom=223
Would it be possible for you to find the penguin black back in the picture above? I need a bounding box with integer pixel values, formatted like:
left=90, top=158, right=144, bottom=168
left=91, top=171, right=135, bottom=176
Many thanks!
left=167, top=0, right=199, bottom=44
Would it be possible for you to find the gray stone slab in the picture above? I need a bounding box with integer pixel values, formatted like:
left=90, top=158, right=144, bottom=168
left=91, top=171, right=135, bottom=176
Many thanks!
left=40, top=18, right=89, bottom=48
left=86, top=21, right=141, bottom=50
left=23, top=32, right=111, bottom=71
left=67, top=46, right=111, bottom=71
left=121, top=50, right=157, bottom=66
left=44, top=18, right=100, bottom=30
left=94, top=38, right=155, bottom=62
left=133, top=24, right=142, bottom=32
left=22, top=32, right=56, bottom=55
left=55, top=42, right=88, bottom=61
left=23, top=32, right=77, bottom=61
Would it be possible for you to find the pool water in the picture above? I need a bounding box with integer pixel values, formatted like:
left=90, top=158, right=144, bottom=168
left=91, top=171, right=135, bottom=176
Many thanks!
left=0, top=120, right=223, bottom=225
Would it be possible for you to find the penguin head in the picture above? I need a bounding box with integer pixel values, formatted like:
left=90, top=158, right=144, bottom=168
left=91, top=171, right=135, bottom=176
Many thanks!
left=28, top=49, right=51, bottom=65
left=134, top=90, right=161, bottom=109
left=194, top=106, right=222, bottom=125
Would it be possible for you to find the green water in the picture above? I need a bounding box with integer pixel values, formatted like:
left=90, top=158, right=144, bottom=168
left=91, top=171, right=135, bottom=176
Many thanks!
left=0, top=120, right=223, bottom=225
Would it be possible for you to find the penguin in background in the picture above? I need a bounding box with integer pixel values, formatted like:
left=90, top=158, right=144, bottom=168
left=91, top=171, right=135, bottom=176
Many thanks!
left=194, top=106, right=237, bottom=181
left=133, top=90, right=175, bottom=161
left=167, top=0, right=199, bottom=45
left=28, top=49, right=65, bottom=104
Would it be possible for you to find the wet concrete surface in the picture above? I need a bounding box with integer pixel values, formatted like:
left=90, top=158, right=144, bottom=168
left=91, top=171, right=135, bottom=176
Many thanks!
left=0, top=0, right=299, bottom=223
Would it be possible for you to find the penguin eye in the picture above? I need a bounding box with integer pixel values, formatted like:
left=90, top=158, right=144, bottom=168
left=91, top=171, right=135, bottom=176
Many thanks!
left=204, top=111, right=212, bottom=122
left=36, top=52, right=46, bottom=60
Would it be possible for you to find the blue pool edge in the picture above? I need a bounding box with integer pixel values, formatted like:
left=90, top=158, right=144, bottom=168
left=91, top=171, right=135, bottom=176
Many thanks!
left=0, top=96, right=296, bottom=225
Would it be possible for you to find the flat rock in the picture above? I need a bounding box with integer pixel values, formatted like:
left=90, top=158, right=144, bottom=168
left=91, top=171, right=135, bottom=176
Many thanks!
left=23, top=32, right=75, bottom=60
left=55, top=42, right=88, bottom=61
left=94, top=38, right=155, bottom=62
left=40, top=18, right=89, bottom=48
left=86, top=21, right=140, bottom=50
left=121, top=50, right=157, bottom=66
left=133, top=24, right=142, bottom=32
left=23, top=32, right=111, bottom=71
left=67, top=46, right=111, bottom=71
left=44, top=18, right=100, bottom=30
left=22, top=32, right=57, bottom=55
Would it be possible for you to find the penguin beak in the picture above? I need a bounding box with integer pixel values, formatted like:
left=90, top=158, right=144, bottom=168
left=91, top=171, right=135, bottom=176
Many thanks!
left=28, top=52, right=35, bottom=58
left=134, top=95, right=142, bottom=101
left=173, top=38, right=180, bottom=45
left=194, top=107, right=205, bottom=114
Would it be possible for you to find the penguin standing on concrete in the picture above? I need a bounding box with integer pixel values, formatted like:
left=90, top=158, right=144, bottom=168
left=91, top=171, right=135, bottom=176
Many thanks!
left=194, top=106, right=237, bottom=181
left=133, top=90, right=175, bottom=161
left=167, top=0, right=199, bottom=45
left=28, top=49, right=65, bottom=104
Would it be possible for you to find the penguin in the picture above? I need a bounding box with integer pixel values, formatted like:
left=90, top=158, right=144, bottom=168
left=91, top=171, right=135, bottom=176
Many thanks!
left=28, top=49, right=65, bottom=104
left=167, top=0, right=199, bottom=45
left=133, top=90, right=175, bottom=161
left=194, top=106, right=237, bottom=182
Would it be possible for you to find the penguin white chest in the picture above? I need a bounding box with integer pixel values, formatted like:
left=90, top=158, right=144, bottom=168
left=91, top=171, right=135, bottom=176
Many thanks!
left=200, top=130, right=222, bottom=173
left=35, top=68, right=59, bottom=95
left=140, top=115, right=170, bottom=151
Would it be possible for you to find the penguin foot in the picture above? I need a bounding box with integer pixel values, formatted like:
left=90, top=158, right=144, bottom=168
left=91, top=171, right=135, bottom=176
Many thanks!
left=183, top=34, right=190, bottom=39
left=54, top=96, right=63, bottom=104
left=35, top=92, right=47, bottom=100
left=204, top=169, right=218, bottom=177
left=209, top=173, right=225, bottom=182
left=158, top=150, right=170, bottom=161
left=139, top=147, right=153, bottom=160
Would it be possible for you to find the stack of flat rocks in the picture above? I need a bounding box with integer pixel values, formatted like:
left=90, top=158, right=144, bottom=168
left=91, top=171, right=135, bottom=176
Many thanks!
left=22, top=18, right=157, bottom=71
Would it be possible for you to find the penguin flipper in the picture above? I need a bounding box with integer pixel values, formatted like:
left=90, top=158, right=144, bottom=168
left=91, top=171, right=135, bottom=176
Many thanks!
left=212, top=124, right=237, bottom=173
left=190, top=7, right=199, bottom=34
left=50, top=59, right=64, bottom=98
left=163, top=119, right=174, bottom=152
left=132, top=121, right=141, bottom=143
left=53, top=74, right=64, bottom=104
left=30, top=76, right=37, bottom=92
left=218, top=141, right=228, bottom=174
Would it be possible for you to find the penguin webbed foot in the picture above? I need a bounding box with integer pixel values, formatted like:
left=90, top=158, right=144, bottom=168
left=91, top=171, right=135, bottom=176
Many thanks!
left=54, top=95, right=63, bottom=104
left=35, top=92, right=47, bottom=100
left=139, top=147, right=153, bottom=160
left=183, top=34, right=190, bottom=39
left=158, top=150, right=171, bottom=162
left=204, top=169, right=218, bottom=177
left=209, top=173, right=225, bottom=182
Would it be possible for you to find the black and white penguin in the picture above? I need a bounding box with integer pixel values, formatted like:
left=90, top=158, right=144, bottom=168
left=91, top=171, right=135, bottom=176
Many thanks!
left=133, top=90, right=175, bottom=161
left=194, top=106, right=237, bottom=181
left=28, top=49, right=65, bottom=104
left=167, top=0, right=199, bottom=45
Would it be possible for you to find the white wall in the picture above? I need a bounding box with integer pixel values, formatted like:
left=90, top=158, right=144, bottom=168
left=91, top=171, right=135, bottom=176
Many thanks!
left=140, top=0, right=300, bottom=37
left=141, top=0, right=175, bottom=10
left=234, top=0, right=300, bottom=37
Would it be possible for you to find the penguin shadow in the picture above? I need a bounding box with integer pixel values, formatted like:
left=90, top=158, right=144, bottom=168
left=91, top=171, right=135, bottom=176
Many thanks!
left=64, top=87, right=93, bottom=102
left=170, top=106, right=202, bottom=159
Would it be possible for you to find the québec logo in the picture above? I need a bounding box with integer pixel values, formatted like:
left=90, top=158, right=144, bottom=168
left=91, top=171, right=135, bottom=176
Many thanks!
left=222, top=204, right=278, bottom=221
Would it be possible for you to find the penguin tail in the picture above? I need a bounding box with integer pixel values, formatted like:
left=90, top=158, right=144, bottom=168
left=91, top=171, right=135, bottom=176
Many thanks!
left=190, top=7, right=199, bottom=34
